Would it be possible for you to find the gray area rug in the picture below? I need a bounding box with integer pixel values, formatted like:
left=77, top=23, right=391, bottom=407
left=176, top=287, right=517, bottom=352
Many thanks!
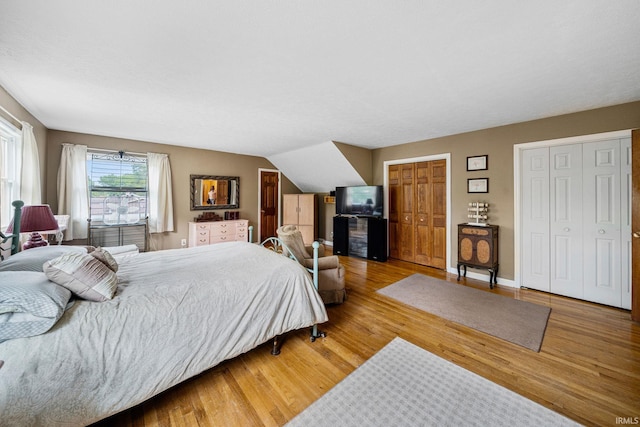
left=286, top=337, right=579, bottom=427
left=377, top=274, right=551, bottom=352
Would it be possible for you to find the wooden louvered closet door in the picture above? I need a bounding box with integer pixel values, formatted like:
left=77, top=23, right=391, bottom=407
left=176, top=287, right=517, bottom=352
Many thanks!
left=388, top=166, right=400, bottom=259
left=388, top=160, right=447, bottom=269
left=399, top=164, right=415, bottom=261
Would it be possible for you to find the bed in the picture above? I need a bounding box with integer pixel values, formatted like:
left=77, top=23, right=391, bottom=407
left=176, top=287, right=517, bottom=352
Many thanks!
left=0, top=203, right=328, bottom=426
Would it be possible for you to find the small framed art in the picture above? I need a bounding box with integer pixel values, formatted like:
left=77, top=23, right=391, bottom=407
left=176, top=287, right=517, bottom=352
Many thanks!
left=468, top=178, right=489, bottom=193
left=467, top=155, right=488, bottom=171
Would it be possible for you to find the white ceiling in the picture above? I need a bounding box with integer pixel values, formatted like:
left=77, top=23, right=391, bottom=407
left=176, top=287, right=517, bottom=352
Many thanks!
left=1, top=1, right=640, bottom=159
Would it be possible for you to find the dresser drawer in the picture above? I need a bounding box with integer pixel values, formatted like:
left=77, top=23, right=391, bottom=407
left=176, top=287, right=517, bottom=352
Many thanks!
left=210, top=222, right=233, bottom=234
left=194, top=236, right=210, bottom=246
left=210, top=228, right=234, bottom=238
left=210, top=234, right=235, bottom=243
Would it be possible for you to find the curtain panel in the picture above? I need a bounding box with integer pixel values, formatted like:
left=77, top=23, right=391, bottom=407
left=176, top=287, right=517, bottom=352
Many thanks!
left=19, top=122, right=42, bottom=205
left=147, top=152, right=174, bottom=233
left=57, top=143, right=88, bottom=240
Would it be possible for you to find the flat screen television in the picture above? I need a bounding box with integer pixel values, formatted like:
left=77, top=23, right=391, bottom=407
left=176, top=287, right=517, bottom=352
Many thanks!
left=335, top=185, right=383, bottom=217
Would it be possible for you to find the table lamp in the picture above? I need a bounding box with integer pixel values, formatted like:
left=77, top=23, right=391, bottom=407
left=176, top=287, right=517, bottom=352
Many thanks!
left=365, top=198, right=374, bottom=214
left=6, top=204, right=59, bottom=250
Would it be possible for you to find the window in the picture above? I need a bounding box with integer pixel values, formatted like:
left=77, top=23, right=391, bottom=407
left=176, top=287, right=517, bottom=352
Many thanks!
left=0, top=118, right=21, bottom=228
left=87, top=151, right=148, bottom=226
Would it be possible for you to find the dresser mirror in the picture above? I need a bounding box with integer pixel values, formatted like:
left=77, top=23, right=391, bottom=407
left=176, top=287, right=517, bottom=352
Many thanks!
left=190, top=175, right=240, bottom=210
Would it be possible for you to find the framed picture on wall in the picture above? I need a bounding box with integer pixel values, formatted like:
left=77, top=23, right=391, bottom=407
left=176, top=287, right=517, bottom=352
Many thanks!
left=468, top=178, right=489, bottom=193
left=467, top=155, right=488, bottom=171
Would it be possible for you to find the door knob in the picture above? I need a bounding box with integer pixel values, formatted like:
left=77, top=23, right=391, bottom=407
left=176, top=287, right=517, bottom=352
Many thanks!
left=633, top=231, right=640, bottom=238
left=563, top=227, right=570, bottom=232
left=598, top=229, right=605, bottom=234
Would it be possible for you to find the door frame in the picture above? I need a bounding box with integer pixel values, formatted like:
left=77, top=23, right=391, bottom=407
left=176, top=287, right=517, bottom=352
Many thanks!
left=383, top=153, right=451, bottom=272
left=632, top=129, right=640, bottom=321
left=257, top=168, right=281, bottom=243
left=513, top=129, right=632, bottom=289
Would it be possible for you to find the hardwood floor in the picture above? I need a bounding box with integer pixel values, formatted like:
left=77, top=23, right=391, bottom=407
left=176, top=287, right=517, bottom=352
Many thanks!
left=94, top=254, right=640, bottom=427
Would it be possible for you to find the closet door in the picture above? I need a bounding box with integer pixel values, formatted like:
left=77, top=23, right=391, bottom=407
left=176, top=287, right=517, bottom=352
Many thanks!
left=414, top=160, right=447, bottom=269
left=582, top=139, right=625, bottom=307
left=431, top=160, right=447, bottom=269
left=520, top=138, right=631, bottom=309
left=414, top=162, right=430, bottom=265
left=388, top=159, right=447, bottom=268
left=521, top=147, right=550, bottom=291
left=622, top=138, right=632, bottom=310
left=388, top=165, right=401, bottom=259
left=631, top=130, right=639, bottom=320
left=549, top=144, right=583, bottom=299
left=399, top=164, right=415, bottom=262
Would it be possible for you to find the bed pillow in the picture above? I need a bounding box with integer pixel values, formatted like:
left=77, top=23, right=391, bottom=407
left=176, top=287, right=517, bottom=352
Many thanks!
left=0, top=271, right=72, bottom=343
left=0, top=245, right=88, bottom=272
left=43, top=252, right=118, bottom=302
left=90, top=247, right=119, bottom=272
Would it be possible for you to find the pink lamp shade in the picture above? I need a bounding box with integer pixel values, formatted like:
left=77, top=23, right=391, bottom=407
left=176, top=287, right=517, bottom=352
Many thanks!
left=6, top=204, right=59, bottom=250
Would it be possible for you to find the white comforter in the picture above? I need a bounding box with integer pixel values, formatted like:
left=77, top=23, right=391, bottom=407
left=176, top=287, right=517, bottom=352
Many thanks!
left=0, top=242, right=328, bottom=426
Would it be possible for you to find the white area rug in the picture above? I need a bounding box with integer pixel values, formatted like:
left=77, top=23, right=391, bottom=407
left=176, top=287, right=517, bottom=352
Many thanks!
left=286, top=337, right=580, bottom=427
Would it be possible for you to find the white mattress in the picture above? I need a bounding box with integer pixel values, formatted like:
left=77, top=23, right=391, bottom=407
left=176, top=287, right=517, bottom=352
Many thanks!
left=0, top=242, right=328, bottom=426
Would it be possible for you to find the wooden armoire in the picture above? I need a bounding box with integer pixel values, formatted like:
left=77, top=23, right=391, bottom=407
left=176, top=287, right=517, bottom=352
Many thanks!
left=388, top=160, right=447, bottom=269
left=282, top=193, right=318, bottom=244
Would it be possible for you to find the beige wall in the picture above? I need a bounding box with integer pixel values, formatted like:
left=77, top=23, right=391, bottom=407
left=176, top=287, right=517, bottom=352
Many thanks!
left=334, top=141, right=373, bottom=184
left=5, top=82, right=640, bottom=275
left=0, top=86, right=48, bottom=202
left=45, top=130, right=294, bottom=250
left=372, top=101, right=640, bottom=280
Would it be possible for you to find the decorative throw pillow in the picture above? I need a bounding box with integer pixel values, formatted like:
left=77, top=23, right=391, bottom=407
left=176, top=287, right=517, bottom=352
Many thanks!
left=89, top=247, right=119, bottom=272
left=0, top=245, right=88, bottom=272
left=43, top=252, right=118, bottom=302
left=0, top=271, right=72, bottom=343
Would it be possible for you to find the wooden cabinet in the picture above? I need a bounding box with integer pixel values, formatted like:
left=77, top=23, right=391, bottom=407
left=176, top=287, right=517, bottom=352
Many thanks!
left=457, top=223, right=499, bottom=287
left=283, top=194, right=317, bottom=244
left=188, top=220, right=249, bottom=247
left=333, top=216, right=387, bottom=261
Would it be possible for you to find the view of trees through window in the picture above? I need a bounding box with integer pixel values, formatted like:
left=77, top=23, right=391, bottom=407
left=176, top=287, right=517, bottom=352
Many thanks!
left=87, top=152, right=148, bottom=225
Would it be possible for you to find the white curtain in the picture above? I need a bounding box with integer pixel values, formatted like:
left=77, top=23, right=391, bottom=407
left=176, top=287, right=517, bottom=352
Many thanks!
left=19, top=121, right=42, bottom=205
left=0, top=130, right=4, bottom=229
left=147, top=152, right=174, bottom=233
left=57, top=143, right=88, bottom=240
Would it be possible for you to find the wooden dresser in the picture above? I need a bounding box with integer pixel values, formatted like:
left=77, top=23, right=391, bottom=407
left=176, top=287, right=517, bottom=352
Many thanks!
left=456, top=223, right=499, bottom=288
left=188, top=219, right=249, bottom=247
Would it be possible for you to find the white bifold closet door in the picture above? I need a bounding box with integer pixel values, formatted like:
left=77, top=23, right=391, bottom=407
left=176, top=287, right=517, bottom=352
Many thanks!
left=521, top=137, right=631, bottom=309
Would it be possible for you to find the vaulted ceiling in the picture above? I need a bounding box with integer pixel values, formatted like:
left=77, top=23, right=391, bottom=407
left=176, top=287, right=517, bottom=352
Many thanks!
left=1, top=1, right=640, bottom=162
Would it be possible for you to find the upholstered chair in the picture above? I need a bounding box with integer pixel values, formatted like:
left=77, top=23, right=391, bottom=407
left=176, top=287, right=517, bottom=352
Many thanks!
left=276, top=225, right=346, bottom=304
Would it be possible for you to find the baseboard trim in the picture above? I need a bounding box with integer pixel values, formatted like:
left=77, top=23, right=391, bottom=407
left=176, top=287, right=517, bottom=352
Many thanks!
left=446, top=267, right=516, bottom=288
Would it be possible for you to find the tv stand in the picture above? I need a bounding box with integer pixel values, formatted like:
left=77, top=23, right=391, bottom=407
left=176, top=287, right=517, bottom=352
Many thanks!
left=333, top=216, right=387, bottom=262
